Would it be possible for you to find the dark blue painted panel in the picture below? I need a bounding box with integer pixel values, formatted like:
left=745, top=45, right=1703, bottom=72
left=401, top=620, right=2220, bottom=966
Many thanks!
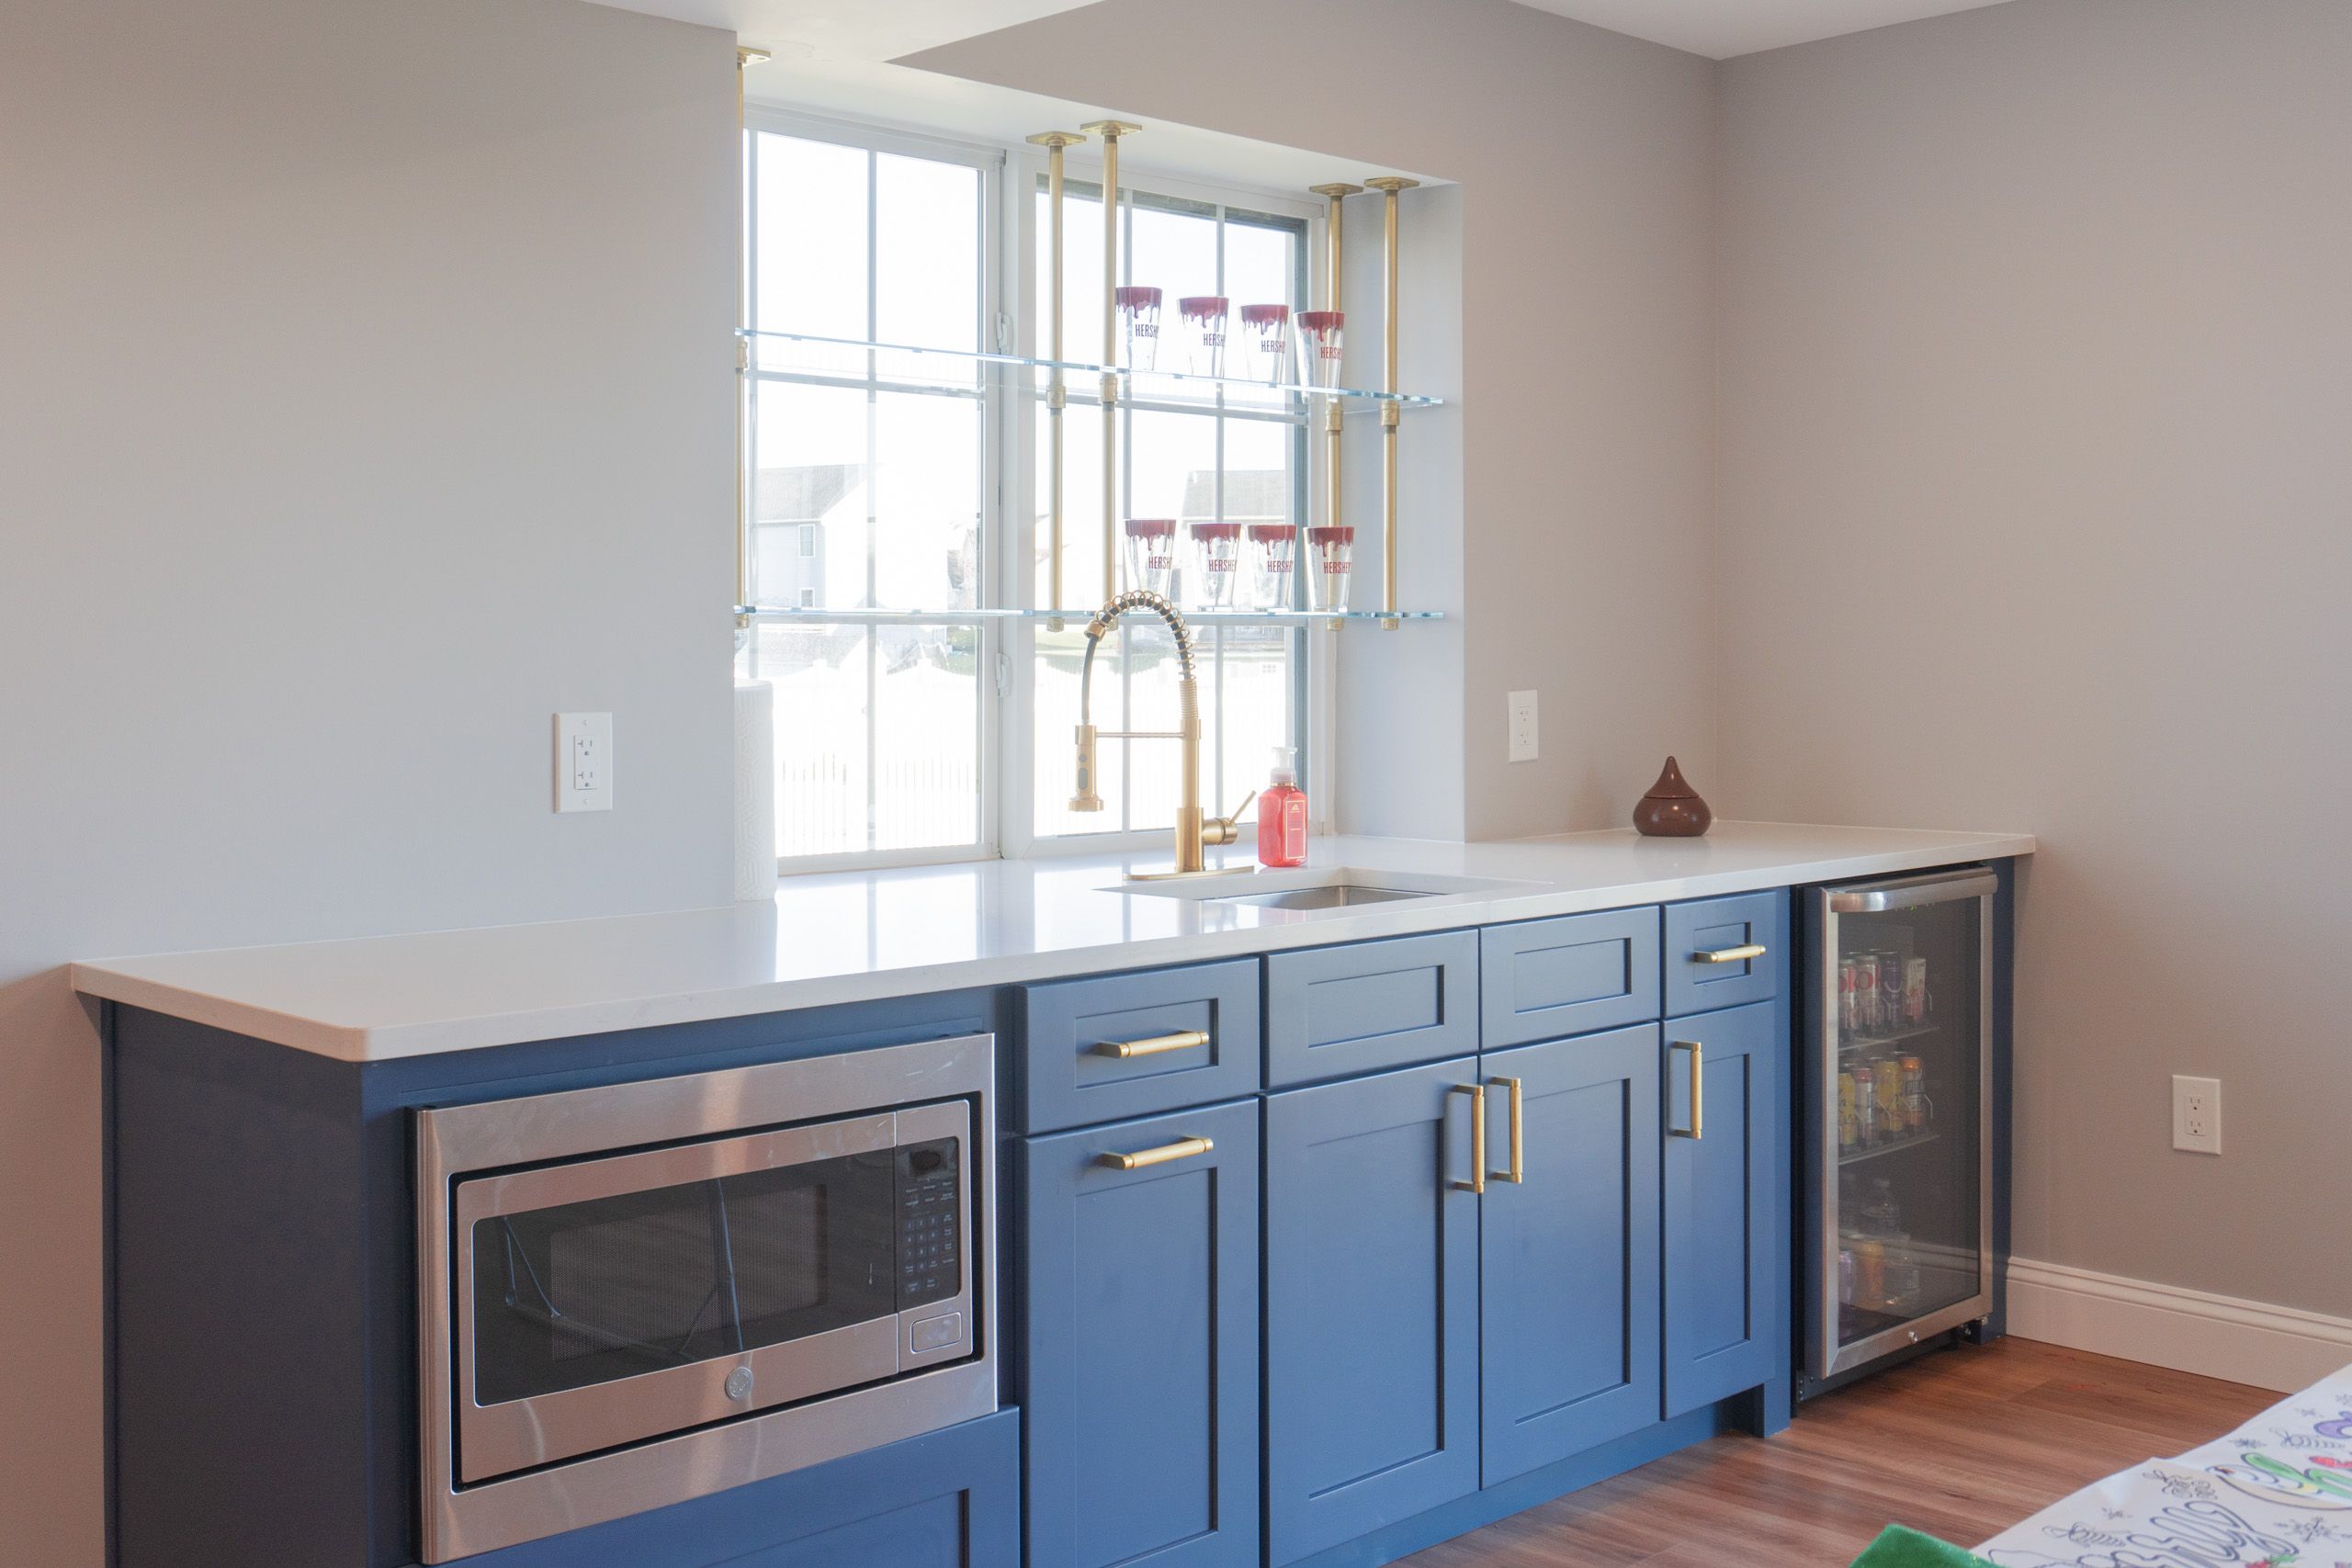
left=1479, top=908, right=1660, bottom=1047
left=1013, top=961, right=1261, bottom=1133
left=1018, top=1100, right=1260, bottom=1568
left=1264, top=931, right=1478, bottom=1089
left=1479, top=1025, right=1662, bottom=1485
left=1264, top=1058, right=1479, bottom=1564
left=1663, top=998, right=1786, bottom=1417
left=473, top=1408, right=1021, bottom=1568
left=1663, top=891, right=1788, bottom=1018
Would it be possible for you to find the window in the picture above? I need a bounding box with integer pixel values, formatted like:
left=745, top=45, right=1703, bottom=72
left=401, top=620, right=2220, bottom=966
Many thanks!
left=741, top=117, right=1314, bottom=868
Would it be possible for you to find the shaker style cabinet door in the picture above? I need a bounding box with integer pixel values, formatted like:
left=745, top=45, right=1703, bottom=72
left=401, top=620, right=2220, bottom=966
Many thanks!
left=1016, top=1098, right=1261, bottom=1568
left=1263, top=1058, right=1481, bottom=1565
left=1662, top=998, right=1787, bottom=1416
left=1478, top=1025, right=1663, bottom=1485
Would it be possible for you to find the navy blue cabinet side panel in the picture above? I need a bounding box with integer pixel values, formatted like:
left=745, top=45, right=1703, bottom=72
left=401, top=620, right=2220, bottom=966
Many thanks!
left=472, top=1408, right=1020, bottom=1568
left=1661, top=998, right=1787, bottom=1417
left=111, top=1009, right=373, bottom=1568
left=1478, top=1025, right=1662, bottom=1484
left=1263, top=1059, right=1480, bottom=1564
left=1987, top=858, right=2016, bottom=1339
left=1018, top=1100, right=1260, bottom=1568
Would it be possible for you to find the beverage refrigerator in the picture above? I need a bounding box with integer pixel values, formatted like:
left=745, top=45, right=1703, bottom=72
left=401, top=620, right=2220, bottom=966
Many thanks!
left=1798, top=866, right=2001, bottom=1398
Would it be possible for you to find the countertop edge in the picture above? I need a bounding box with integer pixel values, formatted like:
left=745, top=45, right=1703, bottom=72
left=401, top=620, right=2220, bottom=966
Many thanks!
left=74, top=829, right=2033, bottom=1064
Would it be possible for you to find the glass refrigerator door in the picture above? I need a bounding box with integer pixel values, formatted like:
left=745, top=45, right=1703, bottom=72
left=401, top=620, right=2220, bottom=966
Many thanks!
left=1823, top=873, right=1994, bottom=1373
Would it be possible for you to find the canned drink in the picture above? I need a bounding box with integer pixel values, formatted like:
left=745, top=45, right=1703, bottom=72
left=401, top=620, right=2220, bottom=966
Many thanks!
left=1852, top=1238, right=1885, bottom=1310
left=1902, top=1055, right=1928, bottom=1132
left=1850, top=1064, right=1877, bottom=1145
left=1905, top=957, right=1929, bottom=1027
left=1873, top=1058, right=1904, bottom=1138
left=1851, top=952, right=1881, bottom=1032
left=1877, top=951, right=1905, bottom=1029
left=1839, top=956, right=1862, bottom=1035
left=1838, top=1069, right=1860, bottom=1150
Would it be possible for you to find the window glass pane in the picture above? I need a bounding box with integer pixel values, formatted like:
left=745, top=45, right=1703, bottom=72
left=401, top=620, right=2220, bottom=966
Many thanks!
left=751, top=381, right=868, bottom=610
left=871, top=625, right=980, bottom=852
left=873, top=392, right=981, bottom=610
left=1126, top=410, right=1216, bottom=606
left=876, top=153, right=978, bottom=351
left=1215, top=625, right=1296, bottom=821
left=757, top=134, right=866, bottom=341
left=1034, top=624, right=1125, bottom=838
left=1034, top=369, right=1106, bottom=612
left=1036, top=186, right=1107, bottom=366
left=752, top=622, right=869, bottom=858
left=1128, top=199, right=1217, bottom=320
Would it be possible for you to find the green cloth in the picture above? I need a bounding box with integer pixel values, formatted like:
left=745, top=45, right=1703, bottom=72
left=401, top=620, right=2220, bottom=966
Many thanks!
left=1849, top=1525, right=1996, bottom=1568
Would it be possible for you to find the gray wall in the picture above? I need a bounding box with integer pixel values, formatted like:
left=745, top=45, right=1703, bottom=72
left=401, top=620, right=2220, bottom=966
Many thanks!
left=0, top=1, right=737, bottom=1556
left=906, top=0, right=1723, bottom=840
left=1717, top=0, right=2352, bottom=1314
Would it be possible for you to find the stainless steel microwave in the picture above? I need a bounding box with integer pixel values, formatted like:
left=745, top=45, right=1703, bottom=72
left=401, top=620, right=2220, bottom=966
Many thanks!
left=413, top=1033, right=995, bottom=1562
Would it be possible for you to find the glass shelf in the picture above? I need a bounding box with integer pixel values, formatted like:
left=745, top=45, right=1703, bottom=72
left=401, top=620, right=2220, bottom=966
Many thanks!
left=735, top=605, right=1444, bottom=625
left=741, top=329, right=1445, bottom=412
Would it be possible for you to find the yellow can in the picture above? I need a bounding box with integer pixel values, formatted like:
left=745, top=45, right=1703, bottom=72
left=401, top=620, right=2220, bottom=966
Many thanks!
left=1838, top=1069, right=1860, bottom=1150
left=1873, top=1058, right=1904, bottom=1138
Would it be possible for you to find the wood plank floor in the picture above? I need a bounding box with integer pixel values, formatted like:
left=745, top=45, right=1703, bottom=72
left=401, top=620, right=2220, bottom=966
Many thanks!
left=1396, top=1339, right=2279, bottom=1566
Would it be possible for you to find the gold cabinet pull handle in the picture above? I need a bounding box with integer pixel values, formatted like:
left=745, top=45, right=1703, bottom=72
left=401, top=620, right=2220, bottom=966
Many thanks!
left=1098, top=1135, right=1214, bottom=1171
left=1449, top=1084, right=1487, bottom=1194
left=1093, top=1029, right=1210, bottom=1059
left=1694, top=942, right=1767, bottom=964
left=1488, top=1077, right=1524, bottom=1184
left=1670, top=1041, right=1703, bottom=1139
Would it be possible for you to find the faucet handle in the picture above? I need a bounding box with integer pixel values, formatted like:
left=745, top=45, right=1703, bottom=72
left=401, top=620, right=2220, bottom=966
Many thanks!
left=1204, top=788, right=1257, bottom=847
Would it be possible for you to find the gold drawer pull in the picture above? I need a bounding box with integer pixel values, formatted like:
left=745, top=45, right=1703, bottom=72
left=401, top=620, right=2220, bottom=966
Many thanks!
left=1489, top=1076, right=1524, bottom=1184
left=1449, top=1083, right=1487, bottom=1194
left=1694, top=942, right=1767, bottom=964
left=1098, top=1136, right=1214, bottom=1171
left=1093, top=1029, right=1211, bottom=1059
left=1670, top=1040, right=1703, bottom=1139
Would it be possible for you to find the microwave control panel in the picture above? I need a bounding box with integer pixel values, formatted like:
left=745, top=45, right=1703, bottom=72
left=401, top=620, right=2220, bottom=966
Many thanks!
left=894, top=1137, right=963, bottom=1311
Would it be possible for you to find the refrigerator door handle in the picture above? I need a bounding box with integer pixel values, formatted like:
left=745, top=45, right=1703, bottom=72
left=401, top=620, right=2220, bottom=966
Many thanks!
left=1827, top=868, right=1997, bottom=914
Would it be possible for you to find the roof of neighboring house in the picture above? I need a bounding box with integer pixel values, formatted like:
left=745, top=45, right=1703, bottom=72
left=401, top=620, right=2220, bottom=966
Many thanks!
left=755, top=463, right=865, bottom=524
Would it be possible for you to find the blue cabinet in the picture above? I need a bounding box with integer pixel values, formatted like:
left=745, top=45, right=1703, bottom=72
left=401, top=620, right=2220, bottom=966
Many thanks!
left=1662, top=998, right=1787, bottom=1417
left=1264, top=931, right=1478, bottom=1088
left=1264, top=1058, right=1481, bottom=1563
left=1017, top=1098, right=1261, bottom=1568
left=1014, top=961, right=1261, bottom=1134
left=1663, top=891, right=1787, bottom=1018
left=1478, top=1024, right=1663, bottom=1485
left=1480, top=908, right=1660, bottom=1047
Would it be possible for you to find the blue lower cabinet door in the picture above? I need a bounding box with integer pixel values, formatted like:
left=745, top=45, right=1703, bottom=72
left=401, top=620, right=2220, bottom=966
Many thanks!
left=1478, top=1025, right=1663, bottom=1485
left=1264, top=1058, right=1480, bottom=1565
left=1662, top=998, right=1787, bottom=1417
left=1018, top=1098, right=1261, bottom=1568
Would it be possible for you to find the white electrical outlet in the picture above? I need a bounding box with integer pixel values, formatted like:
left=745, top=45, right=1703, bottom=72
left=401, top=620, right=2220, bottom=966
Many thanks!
left=1508, top=690, right=1538, bottom=762
left=2172, top=1075, right=2221, bottom=1155
left=555, top=712, right=613, bottom=813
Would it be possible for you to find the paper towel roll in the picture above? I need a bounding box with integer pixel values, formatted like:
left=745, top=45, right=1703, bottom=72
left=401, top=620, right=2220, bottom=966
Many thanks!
left=733, top=679, right=777, bottom=900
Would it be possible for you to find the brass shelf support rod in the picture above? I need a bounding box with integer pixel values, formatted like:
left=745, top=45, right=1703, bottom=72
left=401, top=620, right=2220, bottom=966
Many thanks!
left=1308, top=183, right=1363, bottom=625
left=733, top=45, right=770, bottom=633
left=1027, top=130, right=1089, bottom=629
left=1365, top=175, right=1419, bottom=631
left=1080, top=120, right=1141, bottom=602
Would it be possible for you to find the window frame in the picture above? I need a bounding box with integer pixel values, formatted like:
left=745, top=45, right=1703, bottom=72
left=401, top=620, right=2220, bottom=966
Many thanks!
left=743, top=109, right=1336, bottom=874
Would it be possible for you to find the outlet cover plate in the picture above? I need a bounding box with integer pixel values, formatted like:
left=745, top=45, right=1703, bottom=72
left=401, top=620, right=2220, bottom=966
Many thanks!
left=1508, top=690, right=1538, bottom=763
left=2172, top=1075, right=2221, bottom=1155
left=555, top=712, right=613, bottom=813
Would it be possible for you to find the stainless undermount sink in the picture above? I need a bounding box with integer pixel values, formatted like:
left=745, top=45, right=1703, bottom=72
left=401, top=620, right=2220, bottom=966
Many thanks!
left=1115, top=866, right=1532, bottom=908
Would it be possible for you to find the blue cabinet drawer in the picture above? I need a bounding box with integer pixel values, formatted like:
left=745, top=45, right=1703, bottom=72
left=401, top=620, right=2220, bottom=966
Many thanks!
left=1263, top=930, right=1478, bottom=1088
left=1663, top=890, right=1788, bottom=1017
left=1479, top=907, right=1660, bottom=1046
left=1014, top=960, right=1261, bottom=1133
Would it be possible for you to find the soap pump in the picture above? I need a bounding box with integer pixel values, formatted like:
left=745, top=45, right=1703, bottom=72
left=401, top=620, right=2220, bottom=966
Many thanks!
left=1256, top=747, right=1309, bottom=868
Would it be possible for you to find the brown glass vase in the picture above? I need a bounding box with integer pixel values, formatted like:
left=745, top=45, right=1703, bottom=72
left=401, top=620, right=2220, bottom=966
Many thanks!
left=1633, top=756, right=1712, bottom=837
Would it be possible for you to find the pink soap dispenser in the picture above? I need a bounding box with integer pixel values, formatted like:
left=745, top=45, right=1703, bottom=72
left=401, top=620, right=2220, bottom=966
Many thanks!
left=1257, top=747, right=1309, bottom=869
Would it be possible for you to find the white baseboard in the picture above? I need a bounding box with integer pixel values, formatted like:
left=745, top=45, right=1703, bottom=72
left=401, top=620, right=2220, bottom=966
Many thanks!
left=2007, top=1257, right=2352, bottom=1393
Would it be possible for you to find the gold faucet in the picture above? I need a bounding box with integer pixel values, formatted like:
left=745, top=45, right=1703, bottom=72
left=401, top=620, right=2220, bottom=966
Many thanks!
left=1071, top=590, right=1254, bottom=879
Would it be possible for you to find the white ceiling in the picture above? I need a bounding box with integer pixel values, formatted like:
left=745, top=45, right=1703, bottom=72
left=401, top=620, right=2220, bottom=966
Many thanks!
left=1508, top=0, right=2019, bottom=59
left=591, top=0, right=2028, bottom=64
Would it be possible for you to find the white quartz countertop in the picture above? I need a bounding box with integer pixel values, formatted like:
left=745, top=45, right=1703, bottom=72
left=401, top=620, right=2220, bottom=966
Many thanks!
left=70, top=822, right=2032, bottom=1063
